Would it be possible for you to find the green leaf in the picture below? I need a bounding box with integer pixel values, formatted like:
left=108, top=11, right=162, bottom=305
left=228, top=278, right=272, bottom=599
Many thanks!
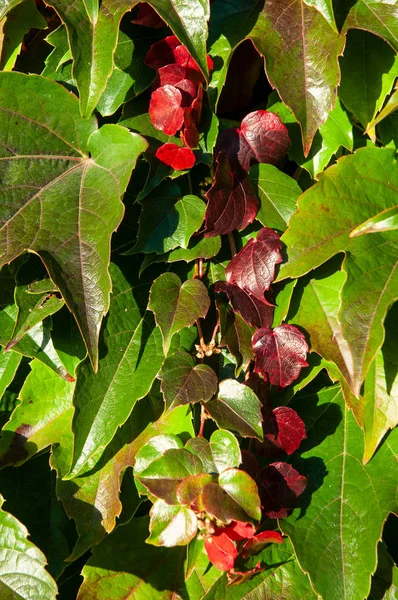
left=248, top=2, right=344, bottom=154
left=205, top=379, right=263, bottom=439
left=208, top=429, right=241, bottom=473
left=147, top=499, right=197, bottom=546
left=42, top=25, right=71, bottom=81
left=47, top=0, right=210, bottom=117
left=273, top=279, right=297, bottom=327
left=218, top=468, right=261, bottom=521
left=0, top=0, right=46, bottom=71
left=217, top=298, right=255, bottom=377
left=369, top=543, right=398, bottom=600
left=0, top=494, right=57, bottom=599
left=344, top=0, right=398, bottom=52
left=249, top=164, right=301, bottom=231
left=0, top=0, right=22, bottom=20
left=68, top=263, right=165, bottom=478
left=351, top=205, right=398, bottom=236
left=0, top=348, right=21, bottom=400
left=134, top=433, right=184, bottom=497
left=120, top=95, right=174, bottom=144
left=0, top=359, right=74, bottom=467
left=176, top=473, right=215, bottom=506
left=159, top=350, right=218, bottom=410
left=130, top=193, right=206, bottom=255
left=267, top=92, right=353, bottom=178
left=339, top=30, right=398, bottom=132
left=149, top=273, right=210, bottom=355
left=139, top=236, right=222, bottom=275
left=366, top=86, right=398, bottom=132
left=203, top=538, right=317, bottom=599
left=0, top=73, right=147, bottom=369
left=280, top=385, right=398, bottom=600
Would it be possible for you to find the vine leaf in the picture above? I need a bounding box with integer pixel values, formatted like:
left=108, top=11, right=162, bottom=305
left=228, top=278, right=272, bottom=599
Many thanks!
left=155, top=144, right=196, bottom=170
left=350, top=205, right=398, bottom=237
left=0, top=348, right=21, bottom=400
left=47, top=0, right=210, bottom=117
left=206, top=379, right=263, bottom=439
left=185, top=430, right=241, bottom=474
left=260, top=462, right=307, bottom=519
left=68, top=264, right=165, bottom=478
left=205, top=532, right=237, bottom=571
left=248, top=0, right=344, bottom=154
left=0, top=73, right=147, bottom=370
left=226, top=228, right=282, bottom=303
left=159, top=350, right=218, bottom=410
left=252, top=325, right=309, bottom=388
left=343, top=0, right=398, bottom=52
left=0, top=495, right=58, bottom=599
left=149, top=272, right=210, bottom=354
left=281, top=385, right=398, bottom=600
left=262, top=406, right=307, bottom=457
left=147, top=500, right=197, bottom=546
left=214, top=281, right=274, bottom=329
left=217, top=299, right=255, bottom=376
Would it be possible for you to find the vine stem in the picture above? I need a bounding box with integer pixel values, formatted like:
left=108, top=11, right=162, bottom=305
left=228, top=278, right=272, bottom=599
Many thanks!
left=198, top=404, right=207, bottom=437
left=196, top=318, right=205, bottom=348
left=209, top=314, right=221, bottom=346
left=227, top=231, right=237, bottom=257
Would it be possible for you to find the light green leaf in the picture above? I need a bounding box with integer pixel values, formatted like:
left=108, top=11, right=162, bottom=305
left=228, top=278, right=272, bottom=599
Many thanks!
left=0, top=0, right=22, bottom=20
left=0, top=348, right=21, bottom=400
left=147, top=500, right=197, bottom=546
left=351, top=205, right=398, bottom=236
left=0, top=73, right=147, bottom=369
left=273, top=279, right=297, bottom=327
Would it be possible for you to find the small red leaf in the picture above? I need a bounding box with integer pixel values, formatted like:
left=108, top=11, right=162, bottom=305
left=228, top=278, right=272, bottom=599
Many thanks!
left=149, top=85, right=184, bottom=135
left=155, top=143, right=195, bottom=170
left=214, top=281, right=274, bottom=329
left=156, top=64, right=188, bottom=88
left=145, top=36, right=181, bottom=70
left=204, top=152, right=259, bottom=237
left=241, top=530, right=283, bottom=558
left=132, top=4, right=165, bottom=28
left=215, top=520, right=256, bottom=541
left=261, top=462, right=307, bottom=519
left=252, top=325, right=308, bottom=387
left=267, top=407, right=307, bottom=455
left=205, top=532, right=238, bottom=571
left=226, top=228, right=282, bottom=303
left=182, top=86, right=202, bottom=148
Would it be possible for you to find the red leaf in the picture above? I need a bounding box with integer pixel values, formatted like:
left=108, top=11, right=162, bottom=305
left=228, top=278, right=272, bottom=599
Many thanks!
left=204, top=532, right=238, bottom=571
left=149, top=85, right=184, bottom=135
left=226, top=228, right=282, bottom=303
left=241, top=530, right=283, bottom=558
left=203, top=152, right=259, bottom=237
left=267, top=407, right=306, bottom=455
left=216, top=111, right=290, bottom=172
left=182, top=86, right=202, bottom=148
left=155, top=143, right=195, bottom=170
left=132, top=4, right=165, bottom=28
left=214, top=281, right=274, bottom=329
left=240, top=449, right=261, bottom=483
left=215, top=520, right=256, bottom=541
left=252, top=325, right=308, bottom=387
left=260, top=462, right=307, bottom=519
left=145, top=36, right=181, bottom=70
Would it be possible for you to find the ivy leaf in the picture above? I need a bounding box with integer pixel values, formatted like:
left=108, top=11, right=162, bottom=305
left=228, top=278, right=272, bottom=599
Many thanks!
left=262, top=406, right=307, bottom=457
left=0, top=348, right=21, bottom=400
left=252, top=325, right=309, bottom=388
left=47, top=0, right=210, bottom=117
left=206, top=379, right=263, bottom=439
left=218, top=468, right=261, bottom=521
left=147, top=499, right=197, bottom=546
left=281, top=385, right=398, bottom=600
left=0, top=495, right=57, bottom=599
left=131, top=191, right=206, bottom=254
left=248, top=1, right=344, bottom=154
left=214, top=281, right=274, bottom=329
left=68, top=263, right=165, bottom=478
left=149, top=84, right=185, bottom=135
left=203, top=152, right=259, bottom=237
left=149, top=272, right=210, bottom=354
left=204, top=532, right=237, bottom=571
left=217, top=299, right=255, bottom=376
left=159, top=350, right=218, bottom=410
left=272, top=279, right=297, bottom=327
left=249, top=164, right=301, bottom=231
left=343, top=0, right=398, bottom=51
left=350, top=205, right=398, bottom=236
left=226, top=228, right=282, bottom=303
left=0, top=73, right=147, bottom=370
left=339, top=30, right=398, bottom=132
left=260, top=462, right=307, bottom=519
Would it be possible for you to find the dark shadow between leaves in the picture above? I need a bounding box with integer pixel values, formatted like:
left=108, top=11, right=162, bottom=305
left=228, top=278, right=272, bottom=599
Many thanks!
left=0, top=428, right=38, bottom=467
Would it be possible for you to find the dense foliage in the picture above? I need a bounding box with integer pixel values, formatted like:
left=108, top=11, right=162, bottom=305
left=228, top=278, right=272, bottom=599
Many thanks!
left=0, top=1, right=397, bottom=598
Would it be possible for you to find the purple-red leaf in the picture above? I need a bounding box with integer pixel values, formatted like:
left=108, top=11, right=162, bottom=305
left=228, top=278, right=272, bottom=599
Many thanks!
left=203, top=152, right=259, bottom=237
left=226, top=228, right=282, bottom=303
left=132, top=4, right=165, bottom=28
left=257, top=406, right=307, bottom=457
left=252, top=325, right=308, bottom=387
left=216, top=111, right=290, bottom=172
left=145, top=36, right=181, bottom=70
left=260, top=462, right=307, bottom=519
left=155, top=143, right=196, bottom=170
left=241, top=530, right=283, bottom=558
left=214, top=281, right=274, bottom=329
left=204, top=532, right=237, bottom=571
left=149, top=85, right=184, bottom=135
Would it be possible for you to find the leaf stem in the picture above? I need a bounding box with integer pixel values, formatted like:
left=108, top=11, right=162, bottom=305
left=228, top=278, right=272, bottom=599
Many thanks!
left=227, top=231, right=237, bottom=257
left=209, top=315, right=221, bottom=346
left=198, top=404, right=207, bottom=437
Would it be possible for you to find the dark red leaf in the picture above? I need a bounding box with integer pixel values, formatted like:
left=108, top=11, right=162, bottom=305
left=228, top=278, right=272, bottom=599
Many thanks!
left=205, top=533, right=237, bottom=571
left=226, top=228, right=282, bottom=303
left=203, top=152, right=259, bottom=237
left=240, top=449, right=261, bottom=483
left=132, top=4, right=165, bottom=28
left=267, top=407, right=306, bottom=455
left=215, top=520, right=256, bottom=541
left=241, top=530, right=283, bottom=558
left=156, top=64, right=188, bottom=88
left=155, top=143, right=195, bottom=170
left=260, top=462, right=307, bottom=519
left=182, top=85, right=202, bottom=148
left=252, top=325, right=309, bottom=387
left=214, top=281, right=274, bottom=329
left=145, top=36, right=181, bottom=70
left=149, top=85, right=184, bottom=135
left=243, top=373, right=269, bottom=407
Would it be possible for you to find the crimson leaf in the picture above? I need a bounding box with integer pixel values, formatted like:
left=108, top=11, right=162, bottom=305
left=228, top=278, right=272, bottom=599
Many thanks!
left=226, top=227, right=282, bottom=303
left=155, top=144, right=196, bottom=170
left=260, top=462, right=307, bottom=519
left=252, top=325, right=309, bottom=387
left=215, top=520, right=256, bottom=541
left=214, top=281, right=274, bottom=329
left=257, top=406, right=307, bottom=457
left=145, top=36, right=182, bottom=70
left=241, top=530, right=283, bottom=558
left=132, top=4, right=165, bottom=27
left=149, top=85, right=184, bottom=135
left=203, top=152, right=259, bottom=237
left=204, top=532, right=237, bottom=571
